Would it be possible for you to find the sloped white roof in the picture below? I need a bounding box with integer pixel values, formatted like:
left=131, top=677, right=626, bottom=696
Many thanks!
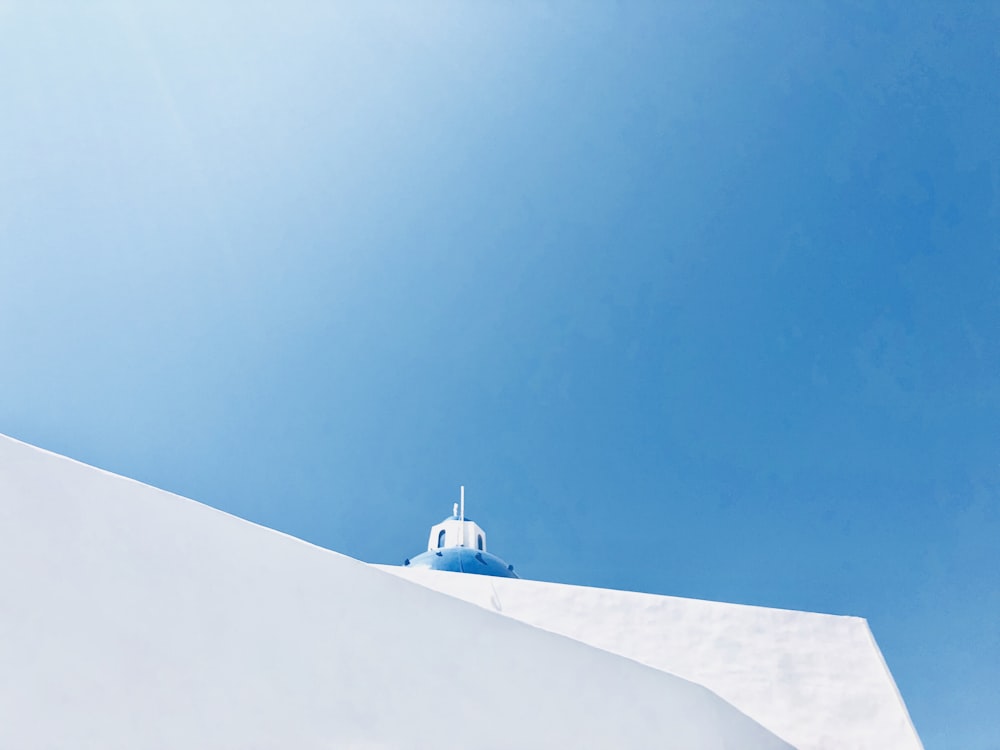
left=377, top=566, right=923, bottom=750
left=0, top=433, right=789, bottom=750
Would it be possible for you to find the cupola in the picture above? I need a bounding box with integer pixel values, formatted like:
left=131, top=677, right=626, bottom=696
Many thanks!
left=403, top=487, right=518, bottom=579
left=427, top=503, right=488, bottom=553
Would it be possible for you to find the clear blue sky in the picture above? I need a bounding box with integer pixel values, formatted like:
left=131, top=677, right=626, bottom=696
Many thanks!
left=1, top=2, right=997, bottom=746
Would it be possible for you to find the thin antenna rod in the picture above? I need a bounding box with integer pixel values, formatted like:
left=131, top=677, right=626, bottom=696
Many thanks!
left=460, top=485, right=466, bottom=547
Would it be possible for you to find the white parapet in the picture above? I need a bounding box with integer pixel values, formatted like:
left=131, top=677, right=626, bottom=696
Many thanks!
left=376, top=565, right=924, bottom=750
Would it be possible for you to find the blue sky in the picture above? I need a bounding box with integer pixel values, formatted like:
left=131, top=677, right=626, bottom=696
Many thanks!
left=1, top=2, right=997, bottom=746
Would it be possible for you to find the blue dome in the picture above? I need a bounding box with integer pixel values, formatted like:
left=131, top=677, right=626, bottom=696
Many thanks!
left=404, top=547, right=519, bottom=579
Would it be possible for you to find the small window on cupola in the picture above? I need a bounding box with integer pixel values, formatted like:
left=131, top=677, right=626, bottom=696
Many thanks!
left=477, top=534, right=484, bottom=551
left=437, top=530, right=446, bottom=548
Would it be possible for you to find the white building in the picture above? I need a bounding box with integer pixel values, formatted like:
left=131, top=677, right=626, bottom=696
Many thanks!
left=0, top=433, right=921, bottom=749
